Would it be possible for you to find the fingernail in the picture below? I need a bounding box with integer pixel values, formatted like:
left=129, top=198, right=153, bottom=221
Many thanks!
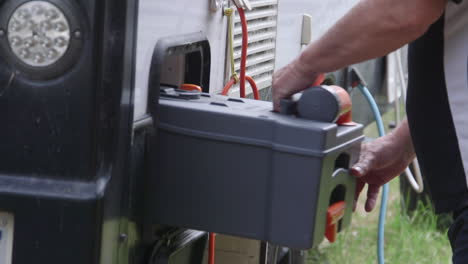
left=351, top=166, right=364, bottom=177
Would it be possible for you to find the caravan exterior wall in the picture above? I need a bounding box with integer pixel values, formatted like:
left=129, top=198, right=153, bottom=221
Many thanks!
left=133, top=0, right=361, bottom=119
left=276, top=0, right=358, bottom=70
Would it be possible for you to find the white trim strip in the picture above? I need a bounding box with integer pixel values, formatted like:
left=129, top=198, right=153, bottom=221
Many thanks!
left=444, top=1, right=468, bottom=190
left=0, top=212, right=14, bottom=264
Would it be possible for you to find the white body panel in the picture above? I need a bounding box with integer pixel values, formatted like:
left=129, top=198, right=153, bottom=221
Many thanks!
left=134, top=0, right=228, bottom=119
left=275, top=0, right=358, bottom=70
left=444, top=1, right=468, bottom=189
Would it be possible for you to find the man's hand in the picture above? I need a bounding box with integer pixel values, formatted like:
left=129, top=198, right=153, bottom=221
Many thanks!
left=351, top=120, right=415, bottom=212
left=272, top=60, right=318, bottom=112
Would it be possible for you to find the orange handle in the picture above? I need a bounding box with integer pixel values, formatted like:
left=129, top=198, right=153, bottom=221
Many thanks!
left=323, top=85, right=356, bottom=126
left=325, top=201, right=346, bottom=243
left=180, top=84, right=202, bottom=92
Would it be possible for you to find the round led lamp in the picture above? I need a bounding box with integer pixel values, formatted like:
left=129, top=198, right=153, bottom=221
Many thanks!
left=0, top=0, right=83, bottom=79
left=7, top=1, right=71, bottom=67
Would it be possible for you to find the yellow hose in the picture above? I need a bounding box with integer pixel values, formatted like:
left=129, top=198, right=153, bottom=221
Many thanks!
left=224, top=8, right=239, bottom=83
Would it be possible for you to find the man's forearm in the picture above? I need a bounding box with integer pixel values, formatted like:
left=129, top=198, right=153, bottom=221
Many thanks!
left=295, top=0, right=446, bottom=76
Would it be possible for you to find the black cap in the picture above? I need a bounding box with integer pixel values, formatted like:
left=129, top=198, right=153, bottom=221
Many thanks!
left=296, top=86, right=339, bottom=122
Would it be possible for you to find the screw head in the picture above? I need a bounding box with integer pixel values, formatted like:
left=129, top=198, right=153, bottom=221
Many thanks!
left=119, top=233, right=128, bottom=242
left=73, top=30, right=81, bottom=39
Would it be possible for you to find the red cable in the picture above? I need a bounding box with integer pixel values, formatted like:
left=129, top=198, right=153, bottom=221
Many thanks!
left=223, top=7, right=260, bottom=100
left=313, top=73, right=326, bottom=86
left=246, top=76, right=259, bottom=100
left=237, top=6, right=248, bottom=98
left=222, top=77, right=236, bottom=95
left=222, top=76, right=259, bottom=100
left=208, top=233, right=215, bottom=264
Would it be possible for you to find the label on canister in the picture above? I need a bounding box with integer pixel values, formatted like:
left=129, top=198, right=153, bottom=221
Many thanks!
left=0, top=212, right=14, bottom=264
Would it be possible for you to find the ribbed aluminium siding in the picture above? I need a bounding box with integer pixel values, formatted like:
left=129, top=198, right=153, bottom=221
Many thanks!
left=230, top=0, right=278, bottom=100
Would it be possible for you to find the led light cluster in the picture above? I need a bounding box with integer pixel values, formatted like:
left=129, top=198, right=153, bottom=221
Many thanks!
left=7, top=1, right=71, bottom=67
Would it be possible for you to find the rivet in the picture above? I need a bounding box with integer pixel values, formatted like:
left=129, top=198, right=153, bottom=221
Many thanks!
left=73, top=30, right=82, bottom=39
left=119, top=233, right=128, bottom=242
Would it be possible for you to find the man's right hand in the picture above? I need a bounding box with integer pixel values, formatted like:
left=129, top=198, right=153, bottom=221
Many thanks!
left=351, top=120, right=416, bottom=212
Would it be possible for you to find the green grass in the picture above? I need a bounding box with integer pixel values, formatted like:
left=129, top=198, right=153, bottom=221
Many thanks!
left=307, top=106, right=452, bottom=263
left=307, top=179, right=452, bottom=264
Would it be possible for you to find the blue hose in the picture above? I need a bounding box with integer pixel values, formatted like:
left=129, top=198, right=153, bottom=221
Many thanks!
left=357, top=84, right=388, bottom=264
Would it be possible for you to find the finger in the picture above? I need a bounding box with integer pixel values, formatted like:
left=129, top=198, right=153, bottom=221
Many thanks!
left=351, top=147, right=376, bottom=178
left=351, top=158, right=375, bottom=178
left=353, top=179, right=366, bottom=212
left=365, top=184, right=380, bottom=212
left=272, top=100, right=281, bottom=112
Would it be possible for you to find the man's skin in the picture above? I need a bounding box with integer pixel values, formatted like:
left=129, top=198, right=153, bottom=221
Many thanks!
left=272, top=0, right=447, bottom=212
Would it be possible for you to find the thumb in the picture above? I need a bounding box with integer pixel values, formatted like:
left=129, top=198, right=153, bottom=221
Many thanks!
left=350, top=165, right=366, bottom=178
left=351, top=159, right=373, bottom=178
left=350, top=149, right=376, bottom=178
